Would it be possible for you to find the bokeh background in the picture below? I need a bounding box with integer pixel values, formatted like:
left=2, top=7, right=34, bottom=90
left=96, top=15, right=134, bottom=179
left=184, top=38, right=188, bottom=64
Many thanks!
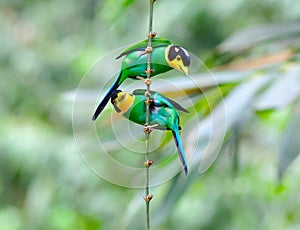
left=2, top=0, right=300, bottom=229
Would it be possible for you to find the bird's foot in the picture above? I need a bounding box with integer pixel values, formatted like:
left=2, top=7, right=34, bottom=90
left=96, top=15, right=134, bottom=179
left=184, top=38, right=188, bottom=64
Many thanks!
left=136, top=76, right=144, bottom=80
left=144, top=91, right=152, bottom=98
left=144, top=124, right=153, bottom=134
left=135, top=75, right=154, bottom=85
left=144, top=123, right=159, bottom=134
left=141, top=45, right=153, bottom=56
left=135, top=76, right=153, bottom=85
left=145, top=46, right=153, bottom=53
left=144, top=78, right=152, bottom=85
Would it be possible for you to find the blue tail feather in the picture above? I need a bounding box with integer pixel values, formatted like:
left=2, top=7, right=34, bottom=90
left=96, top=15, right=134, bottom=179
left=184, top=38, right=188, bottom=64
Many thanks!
left=92, top=72, right=122, bottom=121
left=172, top=128, right=188, bottom=175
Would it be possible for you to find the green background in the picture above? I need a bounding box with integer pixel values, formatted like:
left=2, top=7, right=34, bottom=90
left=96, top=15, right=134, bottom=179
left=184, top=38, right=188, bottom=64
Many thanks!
left=1, top=0, right=300, bottom=229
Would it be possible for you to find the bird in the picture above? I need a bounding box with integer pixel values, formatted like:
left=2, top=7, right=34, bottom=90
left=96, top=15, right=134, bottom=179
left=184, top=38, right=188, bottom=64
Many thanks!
left=110, top=89, right=189, bottom=175
left=92, top=37, right=191, bottom=121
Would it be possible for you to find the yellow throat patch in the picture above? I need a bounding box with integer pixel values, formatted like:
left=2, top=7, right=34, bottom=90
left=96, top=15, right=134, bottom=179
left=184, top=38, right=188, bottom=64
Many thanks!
left=114, top=92, right=134, bottom=114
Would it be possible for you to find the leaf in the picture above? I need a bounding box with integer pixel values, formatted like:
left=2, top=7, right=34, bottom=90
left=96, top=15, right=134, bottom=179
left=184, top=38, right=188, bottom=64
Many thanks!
left=152, top=173, right=198, bottom=227
left=278, top=102, right=300, bottom=179
left=186, top=73, right=274, bottom=173
left=254, top=64, right=300, bottom=111
left=152, top=74, right=273, bottom=226
left=101, top=0, right=138, bottom=22
left=123, top=69, right=254, bottom=98
left=219, top=20, right=300, bottom=52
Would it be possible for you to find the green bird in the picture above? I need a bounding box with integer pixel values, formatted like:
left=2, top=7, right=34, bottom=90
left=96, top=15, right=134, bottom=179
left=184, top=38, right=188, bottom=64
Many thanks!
left=92, top=37, right=190, bottom=120
left=110, top=89, right=189, bottom=175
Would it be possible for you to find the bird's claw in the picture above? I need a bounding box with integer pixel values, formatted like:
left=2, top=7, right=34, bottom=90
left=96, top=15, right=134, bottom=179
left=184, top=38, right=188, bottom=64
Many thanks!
left=144, top=124, right=153, bottom=134
left=144, top=123, right=159, bottom=134
left=145, top=46, right=153, bottom=53
left=136, top=76, right=144, bottom=80
left=144, top=91, right=151, bottom=98
left=144, top=78, right=152, bottom=85
left=141, top=46, right=153, bottom=56
left=135, top=76, right=153, bottom=85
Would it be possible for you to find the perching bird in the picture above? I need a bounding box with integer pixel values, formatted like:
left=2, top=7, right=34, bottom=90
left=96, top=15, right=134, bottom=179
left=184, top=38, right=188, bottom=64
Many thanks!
left=92, top=37, right=190, bottom=120
left=110, top=89, right=189, bottom=175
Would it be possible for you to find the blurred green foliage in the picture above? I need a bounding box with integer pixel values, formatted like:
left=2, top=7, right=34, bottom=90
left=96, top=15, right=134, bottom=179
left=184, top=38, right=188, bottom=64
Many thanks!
left=1, top=0, right=300, bottom=229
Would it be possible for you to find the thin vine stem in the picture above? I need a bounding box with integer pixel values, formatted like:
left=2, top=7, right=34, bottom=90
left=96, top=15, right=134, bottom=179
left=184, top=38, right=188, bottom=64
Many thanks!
left=144, top=0, right=156, bottom=229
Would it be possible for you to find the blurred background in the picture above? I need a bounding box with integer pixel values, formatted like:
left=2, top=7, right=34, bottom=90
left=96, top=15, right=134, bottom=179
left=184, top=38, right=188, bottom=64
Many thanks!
left=1, top=0, right=300, bottom=229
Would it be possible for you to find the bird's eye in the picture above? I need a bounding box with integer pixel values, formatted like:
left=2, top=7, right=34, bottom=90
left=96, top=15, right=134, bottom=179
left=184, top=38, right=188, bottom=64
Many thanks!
left=119, top=93, right=126, bottom=101
left=176, top=56, right=181, bottom=61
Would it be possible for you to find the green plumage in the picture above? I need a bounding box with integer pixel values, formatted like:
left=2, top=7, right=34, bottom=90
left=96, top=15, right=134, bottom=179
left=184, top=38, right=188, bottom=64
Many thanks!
left=115, top=37, right=172, bottom=59
left=125, top=89, right=188, bottom=127
left=111, top=89, right=189, bottom=175
left=119, top=44, right=172, bottom=81
left=92, top=37, right=190, bottom=120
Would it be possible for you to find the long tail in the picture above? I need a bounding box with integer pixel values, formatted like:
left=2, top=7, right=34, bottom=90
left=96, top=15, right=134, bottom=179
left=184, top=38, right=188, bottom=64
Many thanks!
left=172, top=128, right=188, bottom=175
left=92, top=72, right=122, bottom=121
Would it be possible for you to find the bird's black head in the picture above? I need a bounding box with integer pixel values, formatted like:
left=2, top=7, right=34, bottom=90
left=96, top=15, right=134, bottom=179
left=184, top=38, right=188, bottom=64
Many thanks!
left=110, top=90, right=134, bottom=114
left=166, top=45, right=190, bottom=75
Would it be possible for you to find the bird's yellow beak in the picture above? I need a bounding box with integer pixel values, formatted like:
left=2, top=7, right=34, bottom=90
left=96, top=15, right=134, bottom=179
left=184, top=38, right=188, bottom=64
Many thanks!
left=179, top=65, right=189, bottom=76
left=167, top=59, right=189, bottom=76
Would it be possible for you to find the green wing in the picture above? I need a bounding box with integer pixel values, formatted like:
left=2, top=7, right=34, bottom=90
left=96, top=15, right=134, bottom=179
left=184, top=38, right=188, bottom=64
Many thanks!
left=116, top=37, right=172, bottom=59
left=132, top=89, right=189, bottom=113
